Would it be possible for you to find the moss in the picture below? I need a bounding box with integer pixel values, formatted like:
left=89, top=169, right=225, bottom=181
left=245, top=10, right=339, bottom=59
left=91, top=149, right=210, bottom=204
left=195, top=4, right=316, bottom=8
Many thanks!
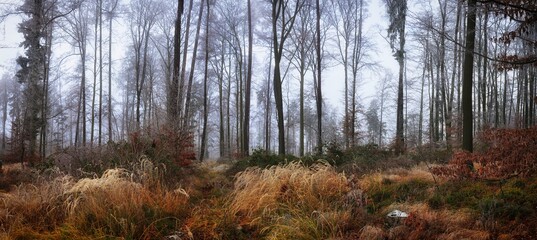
left=366, top=178, right=433, bottom=214
left=394, top=179, right=431, bottom=202
left=441, top=181, right=489, bottom=209
left=427, top=194, right=444, bottom=210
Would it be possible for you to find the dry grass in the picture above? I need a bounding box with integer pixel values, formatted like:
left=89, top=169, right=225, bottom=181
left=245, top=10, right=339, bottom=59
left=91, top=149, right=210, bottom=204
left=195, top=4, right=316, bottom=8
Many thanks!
left=0, top=157, right=191, bottom=239
left=229, top=162, right=353, bottom=239
left=382, top=202, right=481, bottom=239
left=64, top=168, right=189, bottom=238
left=1, top=157, right=533, bottom=239
left=359, top=225, right=386, bottom=240
left=0, top=175, right=73, bottom=237
left=358, top=163, right=438, bottom=191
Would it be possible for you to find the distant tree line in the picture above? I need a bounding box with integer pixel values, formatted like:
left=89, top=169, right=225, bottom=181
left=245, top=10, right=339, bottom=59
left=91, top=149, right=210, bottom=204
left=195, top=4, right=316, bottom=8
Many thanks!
left=0, top=0, right=535, bottom=163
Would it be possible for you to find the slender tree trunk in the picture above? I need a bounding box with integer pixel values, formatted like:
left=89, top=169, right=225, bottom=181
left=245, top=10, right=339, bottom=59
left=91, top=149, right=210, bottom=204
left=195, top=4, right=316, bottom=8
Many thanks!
left=1, top=80, right=7, bottom=152
left=199, top=2, right=210, bottom=161
left=82, top=46, right=87, bottom=146
left=107, top=16, right=112, bottom=142
left=219, top=38, right=225, bottom=158
left=184, top=0, right=205, bottom=128
left=265, top=43, right=273, bottom=152
left=178, top=0, right=194, bottom=121
left=299, top=55, right=305, bottom=156
left=242, top=0, right=253, bottom=157
left=91, top=1, right=99, bottom=145
left=98, top=0, right=103, bottom=146
left=419, top=63, right=426, bottom=146
left=450, top=0, right=462, bottom=143
left=227, top=55, right=232, bottom=155
left=462, top=0, right=476, bottom=152
left=438, top=0, right=451, bottom=148
left=315, top=0, right=323, bottom=154
left=481, top=11, right=488, bottom=127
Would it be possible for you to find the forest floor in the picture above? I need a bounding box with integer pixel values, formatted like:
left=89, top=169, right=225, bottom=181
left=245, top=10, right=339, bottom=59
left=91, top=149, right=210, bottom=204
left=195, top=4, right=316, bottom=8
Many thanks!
left=1, top=129, right=537, bottom=239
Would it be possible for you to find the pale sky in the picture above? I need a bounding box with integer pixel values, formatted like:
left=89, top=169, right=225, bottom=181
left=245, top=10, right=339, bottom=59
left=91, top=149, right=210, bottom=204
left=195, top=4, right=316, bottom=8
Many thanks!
left=0, top=0, right=399, bottom=114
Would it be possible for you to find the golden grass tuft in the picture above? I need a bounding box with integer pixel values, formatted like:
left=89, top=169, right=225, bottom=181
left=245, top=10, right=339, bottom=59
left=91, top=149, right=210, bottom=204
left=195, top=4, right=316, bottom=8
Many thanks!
left=230, top=162, right=349, bottom=217
left=0, top=175, right=73, bottom=237
left=1, top=157, right=191, bottom=239
left=229, top=162, right=353, bottom=239
left=64, top=167, right=189, bottom=238
left=359, top=164, right=438, bottom=191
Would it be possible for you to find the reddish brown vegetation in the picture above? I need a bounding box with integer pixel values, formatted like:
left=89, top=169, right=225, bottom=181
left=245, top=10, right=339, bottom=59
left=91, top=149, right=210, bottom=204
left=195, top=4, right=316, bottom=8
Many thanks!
left=128, top=126, right=196, bottom=167
left=432, top=126, right=537, bottom=179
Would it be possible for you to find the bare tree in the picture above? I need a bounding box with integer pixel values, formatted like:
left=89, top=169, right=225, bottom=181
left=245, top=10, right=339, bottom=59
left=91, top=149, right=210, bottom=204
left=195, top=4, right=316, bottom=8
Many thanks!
left=183, top=0, right=205, bottom=129
left=0, top=74, right=8, bottom=154
left=129, top=0, right=160, bottom=131
left=105, top=0, right=119, bottom=143
left=60, top=1, right=89, bottom=147
left=270, top=0, right=304, bottom=155
left=288, top=2, right=313, bottom=156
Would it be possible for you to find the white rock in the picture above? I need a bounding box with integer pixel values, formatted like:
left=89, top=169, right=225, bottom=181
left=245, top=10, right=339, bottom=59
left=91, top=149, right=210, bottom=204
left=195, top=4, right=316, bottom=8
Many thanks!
left=387, top=209, right=409, bottom=218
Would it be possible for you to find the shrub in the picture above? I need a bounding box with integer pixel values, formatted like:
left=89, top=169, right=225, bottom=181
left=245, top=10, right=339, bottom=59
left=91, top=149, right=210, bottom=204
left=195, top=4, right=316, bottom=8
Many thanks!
left=432, top=126, right=537, bottom=179
left=227, top=148, right=299, bottom=175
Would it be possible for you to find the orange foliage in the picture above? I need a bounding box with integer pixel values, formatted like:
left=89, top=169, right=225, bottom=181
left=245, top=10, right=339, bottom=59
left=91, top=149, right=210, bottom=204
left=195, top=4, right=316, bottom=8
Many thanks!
left=432, top=127, right=537, bottom=179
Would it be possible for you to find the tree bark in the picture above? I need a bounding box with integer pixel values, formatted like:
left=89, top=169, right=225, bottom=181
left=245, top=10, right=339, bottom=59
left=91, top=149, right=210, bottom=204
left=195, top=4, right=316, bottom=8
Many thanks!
left=242, top=0, right=253, bottom=157
left=183, top=0, right=205, bottom=129
left=199, top=1, right=210, bottom=161
left=169, top=0, right=184, bottom=128
left=462, top=0, right=476, bottom=152
left=315, top=0, right=323, bottom=154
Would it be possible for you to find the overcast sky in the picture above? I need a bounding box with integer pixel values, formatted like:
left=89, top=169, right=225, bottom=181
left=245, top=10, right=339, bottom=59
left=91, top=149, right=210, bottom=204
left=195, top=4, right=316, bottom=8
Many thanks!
left=0, top=0, right=399, bottom=114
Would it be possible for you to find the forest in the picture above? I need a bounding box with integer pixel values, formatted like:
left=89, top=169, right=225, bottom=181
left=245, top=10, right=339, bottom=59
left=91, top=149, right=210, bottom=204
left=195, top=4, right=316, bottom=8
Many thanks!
left=0, top=0, right=536, bottom=239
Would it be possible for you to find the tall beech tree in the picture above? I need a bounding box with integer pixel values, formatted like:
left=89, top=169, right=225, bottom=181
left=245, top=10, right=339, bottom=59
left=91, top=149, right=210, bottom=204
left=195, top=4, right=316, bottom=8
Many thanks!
left=462, top=0, right=476, bottom=152
left=169, top=0, right=184, bottom=128
left=270, top=0, right=304, bottom=155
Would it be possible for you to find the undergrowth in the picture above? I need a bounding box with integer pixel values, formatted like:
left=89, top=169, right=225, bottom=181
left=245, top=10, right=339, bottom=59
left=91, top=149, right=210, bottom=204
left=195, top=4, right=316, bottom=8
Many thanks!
left=1, top=127, right=536, bottom=239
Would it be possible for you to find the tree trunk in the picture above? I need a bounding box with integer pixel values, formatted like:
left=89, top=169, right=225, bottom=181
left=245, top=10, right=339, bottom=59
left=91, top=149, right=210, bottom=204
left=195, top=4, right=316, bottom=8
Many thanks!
left=183, top=0, right=205, bottom=129
left=265, top=43, right=273, bottom=152
left=462, top=0, right=476, bottom=152
left=219, top=38, right=225, bottom=158
left=395, top=32, right=405, bottom=154
left=315, top=0, right=323, bottom=154
left=169, top=0, right=184, bottom=128
left=91, top=1, right=99, bottom=144
left=178, top=0, right=194, bottom=123
left=272, top=0, right=285, bottom=155
left=199, top=1, right=210, bottom=161
left=98, top=0, right=103, bottom=146
left=108, top=7, right=114, bottom=143
left=242, top=0, right=253, bottom=157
